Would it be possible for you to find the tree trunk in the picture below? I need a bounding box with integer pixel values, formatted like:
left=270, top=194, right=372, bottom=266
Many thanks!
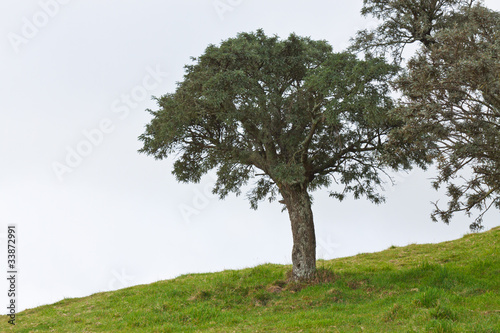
left=280, top=184, right=316, bottom=280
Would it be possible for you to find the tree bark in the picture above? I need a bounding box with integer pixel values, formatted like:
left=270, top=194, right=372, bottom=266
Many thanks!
left=280, top=184, right=316, bottom=280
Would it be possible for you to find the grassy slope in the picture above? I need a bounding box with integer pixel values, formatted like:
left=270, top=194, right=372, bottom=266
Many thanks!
left=2, top=227, right=499, bottom=333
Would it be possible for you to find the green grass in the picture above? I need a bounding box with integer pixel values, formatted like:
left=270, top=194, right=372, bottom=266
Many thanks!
left=2, top=227, right=499, bottom=332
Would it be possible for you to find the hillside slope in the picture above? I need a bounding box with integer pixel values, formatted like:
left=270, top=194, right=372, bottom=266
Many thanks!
left=2, top=227, right=499, bottom=332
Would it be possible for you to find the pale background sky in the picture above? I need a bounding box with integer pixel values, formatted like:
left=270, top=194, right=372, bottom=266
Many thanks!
left=1, top=0, right=498, bottom=313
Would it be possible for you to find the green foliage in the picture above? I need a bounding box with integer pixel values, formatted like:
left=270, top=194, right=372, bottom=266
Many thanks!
left=394, top=4, right=500, bottom=230
left=353, top=1, right=500, bottom=230
left=2, top=227, right=498, bottom=332
left=351, top=0, right=479, bottom=63
left=139, top=30, right=401, bottom=208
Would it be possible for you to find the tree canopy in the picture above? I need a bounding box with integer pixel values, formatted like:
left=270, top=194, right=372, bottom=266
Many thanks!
left=353, top=0, right=500, bottom=230
left=351, top=0, right=480, bottom=63
left=140, top=30, right=401, bottom=206
left=139, top=30, right=402, bottom=279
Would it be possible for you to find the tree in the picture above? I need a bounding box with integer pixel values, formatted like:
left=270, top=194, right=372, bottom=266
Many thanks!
left=351, top=0, right=478, bottom=63
left=139, top=30, right=400, bottom=280
left=352, top=1, right=500, bottom=230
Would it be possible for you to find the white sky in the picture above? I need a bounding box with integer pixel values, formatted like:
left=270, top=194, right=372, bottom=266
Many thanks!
left=1, top=0, right=498, bottom=313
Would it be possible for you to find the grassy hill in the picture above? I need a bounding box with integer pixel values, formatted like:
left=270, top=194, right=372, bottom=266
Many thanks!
left=2, top=227, right=499, bottom=332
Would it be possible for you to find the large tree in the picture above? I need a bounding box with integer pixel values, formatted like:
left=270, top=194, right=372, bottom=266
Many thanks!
left=139, top=30, right=401, bottom=279
left=353, top=1, right=500, bottom=230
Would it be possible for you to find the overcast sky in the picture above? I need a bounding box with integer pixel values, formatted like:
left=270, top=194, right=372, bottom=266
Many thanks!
left=1, top=0, right=499, bottom=313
